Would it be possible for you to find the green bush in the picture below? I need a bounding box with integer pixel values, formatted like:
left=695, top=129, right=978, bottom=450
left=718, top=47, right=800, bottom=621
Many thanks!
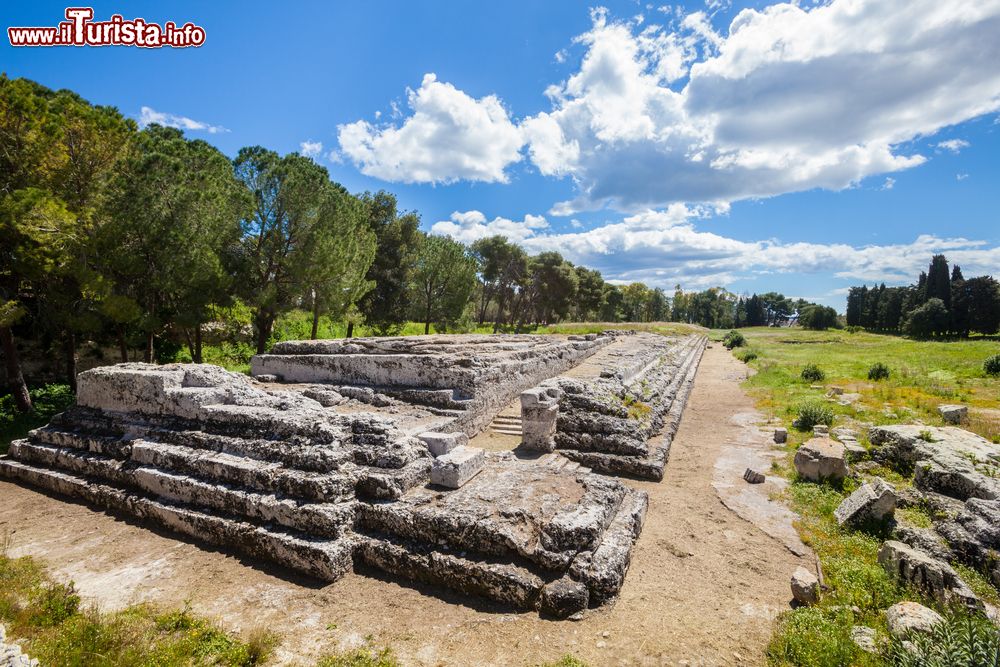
left=845, top=325, right=862, bottom=334
left=1, top=384, right=75, bottom=453
left=794, top=401, right=835, bottom=430
left=868, top=362, right=891, bottom=381
left=800, top=363, right=826, bottom=382
left=985, top=354, right=1000, bottom=377
left=723, top=330, right=745, bottom=349
left=734, top=348, right=757, bottom=363
left=886, top=611, right=1000, bottom=666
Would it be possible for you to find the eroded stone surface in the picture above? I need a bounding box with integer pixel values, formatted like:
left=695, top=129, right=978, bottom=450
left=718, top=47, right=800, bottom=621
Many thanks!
left=794, top=438, right=848, bottom=482
left=885, top=601, right=944, bottom=638
left=791, top=566, right=819, bottom=605
left=834, top=477, right=897, bottom=525
left=878, top=540, right=979, bottom=608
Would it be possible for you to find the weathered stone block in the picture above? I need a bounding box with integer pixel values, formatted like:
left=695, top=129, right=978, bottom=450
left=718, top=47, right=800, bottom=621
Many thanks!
left=938, top=404, right=968, bottom=424
left=540, top=576, right=589, bottom=618
left=791, top=566, right=819, bottom=605
left=885, top=601, right=943, bottom=638
left=743, top=468, right=765, bottom=484
left=417, top=431, right=468, bottom=457
left=794, top=438, right=848, bottom=482
left=835, top=477, right=897, bottom=525
left=430, top=446, right=484, bottom=488
left=878, top=540, right=979, bottom=608
left=521, top=386, right=562, bottom=452
left=774, top=427, right=788, bottom=444
left=812, top=424, right=829, bottom=436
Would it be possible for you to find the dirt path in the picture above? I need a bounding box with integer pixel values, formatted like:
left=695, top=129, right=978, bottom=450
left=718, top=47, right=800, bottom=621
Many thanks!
left=0, top=346, right=807, bottom=666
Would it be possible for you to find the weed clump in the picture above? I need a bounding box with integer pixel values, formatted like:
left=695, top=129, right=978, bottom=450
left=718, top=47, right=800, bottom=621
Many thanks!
left=984, top=354, right=1000, bottom=377
left=800, top=363, right=826, bottom=382
left=734, top=348, right=757, bottom=363
left=886, top=612, right=1000, bottom=666
left=723, top=330, right=745, bottom=349
left=868, top=362, right=891, bottom=381
left=794, top=401, right=835, bottom=430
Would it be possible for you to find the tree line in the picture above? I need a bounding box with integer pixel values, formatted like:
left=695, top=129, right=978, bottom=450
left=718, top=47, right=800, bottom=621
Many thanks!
left=1, top=76, right=837, bottom=414
left=845, top=254, right=1000, bottom=338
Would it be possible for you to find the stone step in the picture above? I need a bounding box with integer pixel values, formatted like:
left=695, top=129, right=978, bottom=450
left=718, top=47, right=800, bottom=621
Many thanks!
left=492, top=416, right=523, bottom=424
left=430, top=446, right=484, bottom=489
left=353, top=531, right=546, bottom=611
left=9, top=440, right=355, bottom=539
left=0, top=458, right=353, bottom=582
left=129, top=440, right=356, bottom=503
left=29, top=426, right=134, bottom=459
left=355, top=458, right=432, bottom=500
left=491, top=427, right=523, bottom=436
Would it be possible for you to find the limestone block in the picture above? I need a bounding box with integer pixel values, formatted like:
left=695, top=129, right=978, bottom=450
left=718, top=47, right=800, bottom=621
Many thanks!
left=885, top=601, right=944, bottom=638
left=938, top=404, right=968, bottom=424
left=430, top=446, right=484, bottom=488
left=521, top=386, right=562, bottom=452
left=835, top=477, right=897, bottom=525
left=743, top=468, right=765, bottom=484
left=417, top=431, right=468, bottom=457
left=794, top=438, right=848, bottom=482
left=791, top=566, right=819, bottom=605
left=774, top=427, right=788, bottom=444
left=878, top=540, right=979, bottom=608
left=813, top=424, right=829, bottom=436
left=540, top=576, right=590, bottom=618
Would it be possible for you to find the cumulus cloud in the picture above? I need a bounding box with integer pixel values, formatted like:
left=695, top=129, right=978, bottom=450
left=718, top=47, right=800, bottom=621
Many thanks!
left=937, top=139, right=971, bottom=153
left=338, top=1, right=1000, bottom=211
left=139, top=106, right=228, bottom=134
left=430, top=210, right=548, bottom=243
left=337, top=73, right=524, bottom=184
left=299, top=140, right=323, bottom=157
left=432, top=205, right=1000, bottom=293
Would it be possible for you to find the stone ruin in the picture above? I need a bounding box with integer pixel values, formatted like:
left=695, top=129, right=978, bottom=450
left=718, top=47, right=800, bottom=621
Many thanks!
left=0, top=332, right=705, bottom=617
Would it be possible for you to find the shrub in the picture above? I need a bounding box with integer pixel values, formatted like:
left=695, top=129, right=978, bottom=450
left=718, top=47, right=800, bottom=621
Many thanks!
left=985, top=354, right=1000, bottom=377
left=800, top=363, right=825, bottom=382
left=794, top=401, right=835, bottom=430
left=886, top=612, right=1000, bottom=666
left=901, top=298, right=950, bottom=339
left=734, top=349, right=757, bottom=363
left=868, top=362, right=891, bottom=381
left=845, top=325, right=862, bottom=334
left=723, top=330, right=745, bottom=349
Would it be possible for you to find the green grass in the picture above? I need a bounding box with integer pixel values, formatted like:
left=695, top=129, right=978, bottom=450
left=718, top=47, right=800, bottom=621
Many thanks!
left=738, top=327, right=1000, bottom=666
left=316, top=645, right=400, bottom=667
left=738, top=327, right=1000, bottom=442
left=0, top=551, right=276, bottom=666
left=0, top=384, right=74, bottom=454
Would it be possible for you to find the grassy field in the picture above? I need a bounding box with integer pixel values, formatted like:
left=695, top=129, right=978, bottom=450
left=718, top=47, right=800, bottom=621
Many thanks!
left=726, top=327, right=1000, bottom=666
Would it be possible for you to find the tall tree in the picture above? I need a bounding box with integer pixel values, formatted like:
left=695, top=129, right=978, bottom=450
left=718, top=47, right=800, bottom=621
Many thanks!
left=355, top=191, right=421, bottom=336
left=410, top=234, right=477, bottom=334
left=925, top=254, right=951, bottom=309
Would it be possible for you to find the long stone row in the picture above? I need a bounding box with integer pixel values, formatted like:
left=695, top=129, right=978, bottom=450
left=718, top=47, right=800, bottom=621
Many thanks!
left=520, top=333, right=707, bottom=480
left=0, top=356, right=652, bottom=618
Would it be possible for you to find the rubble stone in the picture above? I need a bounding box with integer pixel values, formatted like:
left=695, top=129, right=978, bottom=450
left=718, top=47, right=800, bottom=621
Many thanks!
left=743, top=468, right=765, bottom=484
left=774, top=428, right=788, bottom=444
left=834, top=477, right=897, bottom=525
left=885, top=601, right=944, bottom=638
left=878, top=540, right=979, bottom=608
left=938, top=404, right=968, bottom=425
left=791, top=566, right=820, bottom=605
left=540, top=577, right=590, bottom=618
left=794, top=438, right=848, bottom=482
left=418, top=431, right=467, bottom=457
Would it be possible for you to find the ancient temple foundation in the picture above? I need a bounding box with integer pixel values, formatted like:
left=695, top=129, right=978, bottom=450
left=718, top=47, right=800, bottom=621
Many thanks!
left=0, top=332, right=704, bottom=617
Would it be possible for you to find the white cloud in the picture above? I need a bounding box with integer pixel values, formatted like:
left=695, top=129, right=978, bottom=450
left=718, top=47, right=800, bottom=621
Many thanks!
left=337, top=73, right=524, bottom=184
left=338, top=1, right=1000, bottom=211
left=880, top=177, right=895, bottom=190
left=957, top=172, right=970, bottom=180
left=430, top=210, right=549, bottom=243
left=432, top=205, right=1000, bottom=293
left=299, top=140, right=323, bottom=158
left=937, top=139, right=970, bottom=153
left=139, top=106, right=228, bottom=134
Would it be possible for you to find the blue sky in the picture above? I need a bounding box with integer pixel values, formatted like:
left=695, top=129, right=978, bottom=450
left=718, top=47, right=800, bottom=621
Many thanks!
left=4, top=0, right=999, bottom=309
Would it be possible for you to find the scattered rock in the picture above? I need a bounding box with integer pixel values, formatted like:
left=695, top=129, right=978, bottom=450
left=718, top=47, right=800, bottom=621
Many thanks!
left=791, top=566, right=820, bottom=605
left=938, top=404, right=968, bottom=425
left=252, top=373, right=279, bottom=383
left=812, top=424, right=830, bottom=436
left=835, top=477, right=897, bottom=525
left=878, top=540, right=979, bottom=608
left=843, top=442, right=868, bottom=462
left=794, top=438, right=848, bottom=482
left=826, top=387, right=845, bottom=396
left=838, top=393, right=862, bottom=406
left=869, top=425, right=1000, bottom=501
left=0, top=624, right=38, bottom=667
left=417, top=431, right=468, bottom=457
left=851, top=625, right=879, bottom=654
left=893, top=524, right=954, bottom=562
left=743, top=468, right=765, bottom=484
left=540, top=577, right=589, bottom=618
left=885, top=601, right=944, bottom=638
left=774, top=427, right=788, bottom=444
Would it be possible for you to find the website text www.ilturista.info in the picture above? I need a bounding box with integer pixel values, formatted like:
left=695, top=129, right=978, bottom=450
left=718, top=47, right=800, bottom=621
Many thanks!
left=8, top=7, right=206, bottom=48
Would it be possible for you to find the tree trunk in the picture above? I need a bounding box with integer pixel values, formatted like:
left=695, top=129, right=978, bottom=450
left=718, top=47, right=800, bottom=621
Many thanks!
left=194, top=324, right=203, bottom=364
left=184, top=329, right=196, bottom=362
left=117, top=327, right=128, bottom=363
left=65, top=331, right=77, bottom=392
left=255, top=314, right=273, bottom=354
left=145, top=332, right=155, bottom=363
left=346, top=321, right=354, bottom=338
left=311, top=297, right=320, bottom=340
left=0, top=325, right=32, bottom=413
left=424, top=297, right=432, bottom=335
